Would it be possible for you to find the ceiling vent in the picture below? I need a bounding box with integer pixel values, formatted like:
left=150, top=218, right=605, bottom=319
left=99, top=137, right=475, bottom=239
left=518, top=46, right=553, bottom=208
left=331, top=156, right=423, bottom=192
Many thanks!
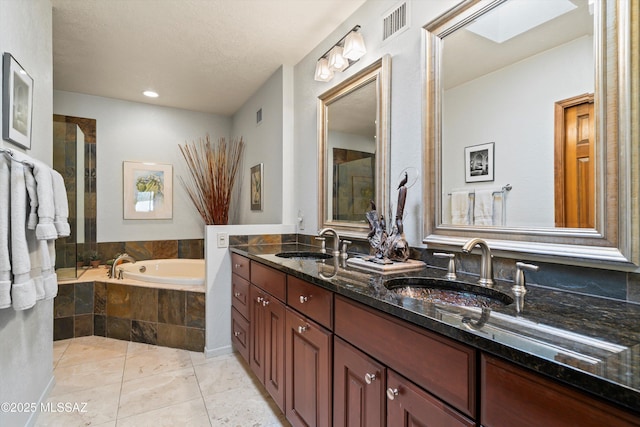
left=382, top=1, right=409, bottom=41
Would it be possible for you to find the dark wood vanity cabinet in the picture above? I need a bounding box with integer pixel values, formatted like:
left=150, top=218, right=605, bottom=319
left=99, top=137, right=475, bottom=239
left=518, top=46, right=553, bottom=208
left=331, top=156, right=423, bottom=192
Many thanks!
left=333, top=336, right=386, bottom=427
left=231, top=254, right=251, bottom=363
left=481, top=355, right=640, bottom=427
left=285, top=307, right=332, bottom=427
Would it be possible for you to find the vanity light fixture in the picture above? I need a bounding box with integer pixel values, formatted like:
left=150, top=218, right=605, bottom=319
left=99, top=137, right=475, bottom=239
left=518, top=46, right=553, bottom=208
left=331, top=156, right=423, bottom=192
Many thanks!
left=314, top=25, right=366, bottom=82
left=143, top=90, right=159, bottom=98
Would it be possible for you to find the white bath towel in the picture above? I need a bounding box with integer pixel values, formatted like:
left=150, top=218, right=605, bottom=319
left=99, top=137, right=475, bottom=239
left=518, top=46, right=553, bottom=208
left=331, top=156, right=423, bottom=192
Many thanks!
left=11, top=151, right=39, bottom=230
left=42, top=240, right=58, bottom=300
left=451, top=191, right=470, bottom=225
left=31, top=159, right=58, bottom=240
left=0, top=156, right=12, bottom=309
left=474, top=189, right=494, bottom=226
left=10, top=161, right=36, bottom=311
left=51, top=169, right=70, bottom=237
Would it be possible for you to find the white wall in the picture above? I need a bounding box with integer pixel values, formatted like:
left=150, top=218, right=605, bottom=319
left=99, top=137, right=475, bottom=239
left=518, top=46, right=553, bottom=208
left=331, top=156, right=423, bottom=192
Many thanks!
left=442, top=36, right=593, bottom=227
left=294, top=0, right=460, bottom=247
left=53, top=91, right=232, bottom=241
left=231, top=66, right=293, bottom=225
left=0, top=1, right=55, bottom=426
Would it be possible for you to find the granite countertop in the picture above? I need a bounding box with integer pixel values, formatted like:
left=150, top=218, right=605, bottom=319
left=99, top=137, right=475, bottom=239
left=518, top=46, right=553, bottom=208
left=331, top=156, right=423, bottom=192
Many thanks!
left=231, top=243, right=640, bottom=415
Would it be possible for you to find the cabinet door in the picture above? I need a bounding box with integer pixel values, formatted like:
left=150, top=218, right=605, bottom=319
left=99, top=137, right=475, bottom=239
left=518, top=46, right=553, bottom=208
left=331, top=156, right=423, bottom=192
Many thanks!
left=333, top=337, right=385, bottom=427
left=481, top=355, right=640, bottom=427
left=250, top=285, right=266, bottom=383
left=264, top=296, right=286, bottom=412
left=285, top=308, right=332, bottom=427
left=386, top=370, right=475, bottom=427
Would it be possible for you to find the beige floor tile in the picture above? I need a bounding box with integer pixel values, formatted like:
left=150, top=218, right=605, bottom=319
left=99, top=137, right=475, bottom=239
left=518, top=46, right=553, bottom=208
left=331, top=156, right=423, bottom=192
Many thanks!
left=126, top=341, right=157, bottom=355
left=36, top=382, right=121, bottom=427
left=194, top=353, right=256, bottom=397
left=204, top=383, right=282, bottom=426
left=116, top=398, right=211, bottom=427
left=57, top=340, right=127, bottom=368
left=118, top=367, right=201, bottom=419
left=188, top=349, right=210, bottom=366
left=52, top=340, right=71, bottom=368
left=123, top=346, right=192, bottom=381
left=52, top=356, right=125, bottom=396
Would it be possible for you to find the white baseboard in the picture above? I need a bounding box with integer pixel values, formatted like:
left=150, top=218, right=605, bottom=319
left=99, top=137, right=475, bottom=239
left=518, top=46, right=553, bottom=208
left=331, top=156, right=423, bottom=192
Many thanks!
left=204, top=345, right=233, bottom=358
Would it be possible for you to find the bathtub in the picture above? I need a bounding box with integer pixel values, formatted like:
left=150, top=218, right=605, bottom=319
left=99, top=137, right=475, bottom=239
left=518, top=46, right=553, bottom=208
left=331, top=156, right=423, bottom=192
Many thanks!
left=118, top=259, right=205, bottom=286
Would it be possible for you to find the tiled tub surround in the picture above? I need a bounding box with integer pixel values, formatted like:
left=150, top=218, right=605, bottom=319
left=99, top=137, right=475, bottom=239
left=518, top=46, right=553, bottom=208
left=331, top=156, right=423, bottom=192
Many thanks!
left=230, top=242, right=640, bottom=416
left=55, top=268, right=205, bottom=351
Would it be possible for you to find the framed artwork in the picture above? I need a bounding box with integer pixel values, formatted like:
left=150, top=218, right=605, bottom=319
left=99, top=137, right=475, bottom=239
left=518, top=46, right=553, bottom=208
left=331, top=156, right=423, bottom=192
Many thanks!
left=2, top=53, right=34, bottom=149
left=250, top=163, right=263, bottom=211
left=465, top=142, right=494, bottom=183
left=123, top=161, right=173, bottom=219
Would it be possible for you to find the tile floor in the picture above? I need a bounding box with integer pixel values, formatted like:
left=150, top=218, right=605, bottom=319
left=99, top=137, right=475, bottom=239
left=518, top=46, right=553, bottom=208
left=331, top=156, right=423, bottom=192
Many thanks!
left=36, top=336, right=289, bottom=426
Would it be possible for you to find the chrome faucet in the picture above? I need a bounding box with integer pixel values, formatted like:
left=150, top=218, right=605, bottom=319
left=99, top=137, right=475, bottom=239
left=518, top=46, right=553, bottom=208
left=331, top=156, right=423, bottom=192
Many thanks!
left=318, top=227, right=340, bottom=256
left=512, top=261, right=539, bottom=313
left=110, top=253, right=136, bottom=279
left=461, top=238, right=494, bottom=287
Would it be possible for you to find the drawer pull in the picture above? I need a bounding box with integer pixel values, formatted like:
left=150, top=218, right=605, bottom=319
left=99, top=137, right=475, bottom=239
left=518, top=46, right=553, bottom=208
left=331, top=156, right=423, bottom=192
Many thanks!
left=234, top=292, right=241, bottom=298
left=386, top=387, right=399, bottom=400
left=299, top=295, right=309, bottom=303
left=365, top=373, right=377, bottom=384
left=298, top=325, right=308, bottom=334
left=262, top=299, right=270, bottom=307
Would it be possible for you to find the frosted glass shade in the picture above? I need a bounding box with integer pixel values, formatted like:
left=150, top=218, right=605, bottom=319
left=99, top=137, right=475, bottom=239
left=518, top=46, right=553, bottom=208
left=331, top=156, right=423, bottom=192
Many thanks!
left=343, top=30, right=366, bottom=60
left=328, top=46, right=349, bottom=72
left=314, top=58, right=334, bottom=82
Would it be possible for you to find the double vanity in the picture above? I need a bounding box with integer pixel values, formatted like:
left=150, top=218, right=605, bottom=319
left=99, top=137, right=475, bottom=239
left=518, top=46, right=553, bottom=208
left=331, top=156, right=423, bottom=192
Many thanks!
left=230, top=243, right=640, bottom=427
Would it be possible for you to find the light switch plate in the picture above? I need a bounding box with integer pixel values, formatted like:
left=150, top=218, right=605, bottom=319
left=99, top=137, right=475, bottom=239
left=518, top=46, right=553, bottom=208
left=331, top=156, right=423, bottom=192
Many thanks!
left=217, top=232, right=229, bottom=248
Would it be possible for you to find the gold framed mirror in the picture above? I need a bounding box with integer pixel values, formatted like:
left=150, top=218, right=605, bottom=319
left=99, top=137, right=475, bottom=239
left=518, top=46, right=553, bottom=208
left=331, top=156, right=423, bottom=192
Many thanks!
left=318, top=55, right=391, bottom=238
left=422, top=0, right=638, bottom=267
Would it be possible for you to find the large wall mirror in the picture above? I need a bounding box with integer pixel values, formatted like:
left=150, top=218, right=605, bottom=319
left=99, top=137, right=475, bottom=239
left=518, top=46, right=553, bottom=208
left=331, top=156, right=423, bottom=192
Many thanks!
left=423, top=0, right=638, bottom=266
left=318, top=55, right=391, bottom=237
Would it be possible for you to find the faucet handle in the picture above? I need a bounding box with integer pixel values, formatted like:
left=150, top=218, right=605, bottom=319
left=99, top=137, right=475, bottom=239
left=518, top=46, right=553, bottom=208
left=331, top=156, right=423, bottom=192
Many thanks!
left=315, top=237, right=326, bottom=253
left=514, top=262, right=539, bottom=290
left=434, top=252, right=457, bottom=280
left=340, top=240, right=352, bottom=259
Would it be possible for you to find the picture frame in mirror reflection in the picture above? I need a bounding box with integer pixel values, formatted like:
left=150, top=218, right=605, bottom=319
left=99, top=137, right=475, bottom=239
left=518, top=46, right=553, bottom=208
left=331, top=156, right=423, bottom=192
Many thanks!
left=123, top=161, right=173, bottom=219
left=2, top=53, right=34, bottom=150
left=250, top=163, right=263, bottom=211
left=464, top=142, right=494, bottom=183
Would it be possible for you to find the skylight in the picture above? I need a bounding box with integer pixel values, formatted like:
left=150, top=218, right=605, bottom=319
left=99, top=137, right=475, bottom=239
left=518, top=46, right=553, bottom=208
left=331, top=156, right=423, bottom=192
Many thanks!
left=466, top=0, right=578, bottom=43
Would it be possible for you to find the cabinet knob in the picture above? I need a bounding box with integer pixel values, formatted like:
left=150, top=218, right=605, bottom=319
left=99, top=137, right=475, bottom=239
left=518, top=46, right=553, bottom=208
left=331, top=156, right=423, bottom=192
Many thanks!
left=234, top=263, right=242, bottom=269
left=256, top=296, right=263, bottom=303
left=297, top=325, right=308, bottom=334
left=234, top=292, right=241, bottom=298
left=299, top=295, right=309, bottom=304
left=365, top=373, right=377, bottom=384
left=233, top=331, right=240, bottom=337
left=262, top=299, right=270, bottom=307
left=386, top=387, right=399, bottom=401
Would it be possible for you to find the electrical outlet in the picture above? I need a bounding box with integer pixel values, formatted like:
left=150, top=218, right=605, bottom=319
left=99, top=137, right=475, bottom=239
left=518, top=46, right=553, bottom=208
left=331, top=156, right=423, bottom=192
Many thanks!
left=217, top=232, right=228, bottom=248
left=297, top=209, right=305, bottom=230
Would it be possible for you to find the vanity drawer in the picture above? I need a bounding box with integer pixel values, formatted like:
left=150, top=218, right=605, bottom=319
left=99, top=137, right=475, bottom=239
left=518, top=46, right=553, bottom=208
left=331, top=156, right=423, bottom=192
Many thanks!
left=231, top=253, right=250, bottom=281
left=231, top=307, right=250, bottom=362
left=251, top=261, right=286, bottom=302
left=287, top=276, right=333, bottom=330
left=334, top=295, right=476, bottom=418
left=231, top=274, right=250, bottom=319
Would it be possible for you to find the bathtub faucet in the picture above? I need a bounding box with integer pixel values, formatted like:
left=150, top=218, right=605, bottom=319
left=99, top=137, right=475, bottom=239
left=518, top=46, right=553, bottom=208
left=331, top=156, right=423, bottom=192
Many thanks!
left=110, top=253, right=136, bottom=280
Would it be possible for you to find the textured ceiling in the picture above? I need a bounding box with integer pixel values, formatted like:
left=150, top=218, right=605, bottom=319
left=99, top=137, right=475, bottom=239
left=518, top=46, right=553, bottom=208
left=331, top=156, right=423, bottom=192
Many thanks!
left=52, top=0, right=367, bottom=116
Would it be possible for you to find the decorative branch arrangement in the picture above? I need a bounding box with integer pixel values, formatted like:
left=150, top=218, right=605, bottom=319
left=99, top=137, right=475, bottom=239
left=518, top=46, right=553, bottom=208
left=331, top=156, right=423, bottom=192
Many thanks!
left=179, top=135, right=244, bottom=225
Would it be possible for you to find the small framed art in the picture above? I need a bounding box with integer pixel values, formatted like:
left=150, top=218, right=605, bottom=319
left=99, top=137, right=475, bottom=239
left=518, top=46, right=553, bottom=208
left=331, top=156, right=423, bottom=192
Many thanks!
left=123, top=161, right=173, bottom=219
left=250, top=163, right=263, bottom=211
left=464, top=142, right=494, bottom=183
left=2, top=53, right=34, bottom=149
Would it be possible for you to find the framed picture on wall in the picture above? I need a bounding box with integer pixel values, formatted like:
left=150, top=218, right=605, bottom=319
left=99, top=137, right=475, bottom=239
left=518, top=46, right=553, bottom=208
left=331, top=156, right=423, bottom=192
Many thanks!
left=123, top=161, right=173, bottom=219
left=464, top=142, right=494, bottom=183
left=250, top=163, right=263, bottom=211
left=2, top=53, right=34, bottom=149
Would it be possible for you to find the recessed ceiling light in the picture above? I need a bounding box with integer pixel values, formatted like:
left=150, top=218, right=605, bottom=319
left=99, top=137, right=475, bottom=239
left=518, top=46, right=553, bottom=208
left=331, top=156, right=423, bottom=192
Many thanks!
left=466, top=0, right=577, bottom=43
left=143, top=90, right=159, bottom=98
